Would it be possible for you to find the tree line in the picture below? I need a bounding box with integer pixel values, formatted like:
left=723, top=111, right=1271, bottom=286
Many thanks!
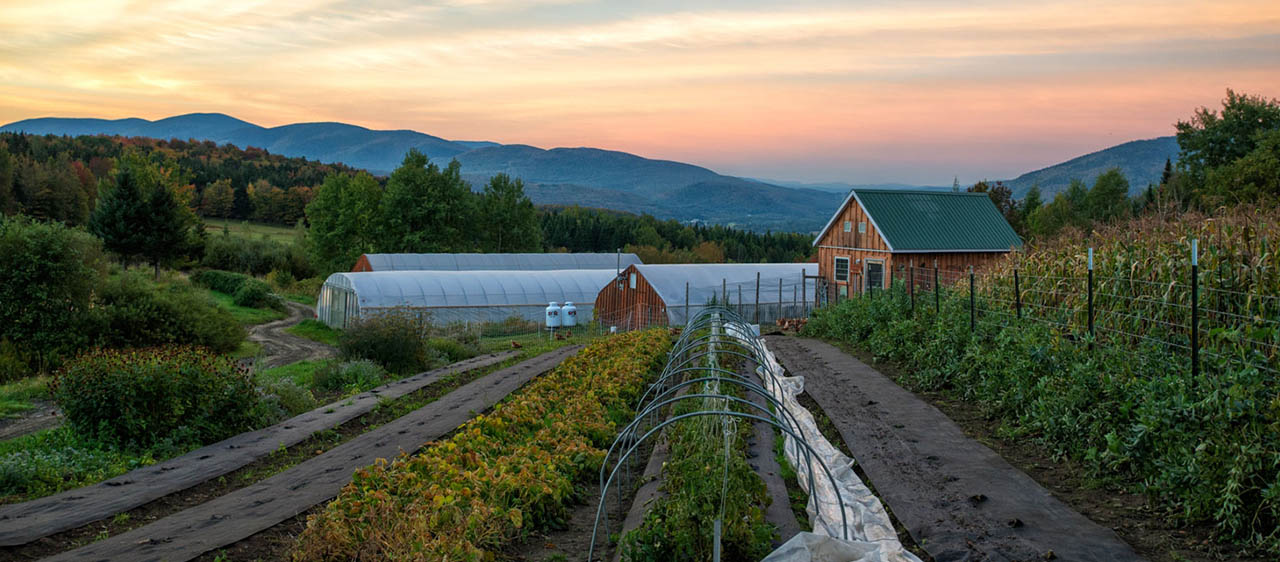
left=969, top=89, right=1280, bottom=241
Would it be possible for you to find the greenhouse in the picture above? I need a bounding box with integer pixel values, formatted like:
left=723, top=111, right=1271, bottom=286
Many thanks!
left=316, top=269, right=618, bottom=329
left=352, top=252, right=642, bottom=272
left=594, top=263, right=817, bottom=329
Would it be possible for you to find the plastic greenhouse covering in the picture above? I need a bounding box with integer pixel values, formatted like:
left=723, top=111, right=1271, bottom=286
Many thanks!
left=358, top=252, right=642, bottom=271
left=631, top=263, right=817, bottom=325
left=316, top=269, right=618, bottom=328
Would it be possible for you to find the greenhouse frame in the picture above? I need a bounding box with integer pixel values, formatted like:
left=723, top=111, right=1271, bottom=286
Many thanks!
left=352, top=252, right=643, bottom=272
left=316, top=269, right=618, bottom=329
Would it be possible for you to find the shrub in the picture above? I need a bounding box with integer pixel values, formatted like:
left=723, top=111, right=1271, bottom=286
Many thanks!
left=0, top=215, right=107, bottom=371
left=202, top=233, right=315, bottom=279
left=0, top=339, right=32, bottom=383
left=292, top=276, right=325, bottom=299
left=190, top=269, right=251, bottom=294
left=52, top=346, right=269, bottom=451
left=425, top=337, right=477, bottom=364
left=267, top=269, right=296, bottom=292
left=338, top=313, right=430, bottom=374
left=93, top=273, right=245, bottom=354
left=261, top=378, right=318, bottom=416
left=312, top=360, right=388, bottom=394
left=234, top=278, right=285, bottom=311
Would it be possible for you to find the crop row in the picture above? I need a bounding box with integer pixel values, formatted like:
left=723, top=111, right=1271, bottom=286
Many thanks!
left=292, top=329, right=670, bottom=561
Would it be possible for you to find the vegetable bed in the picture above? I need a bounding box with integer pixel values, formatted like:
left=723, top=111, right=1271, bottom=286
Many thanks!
left=293, top=329, right=669, bottom=560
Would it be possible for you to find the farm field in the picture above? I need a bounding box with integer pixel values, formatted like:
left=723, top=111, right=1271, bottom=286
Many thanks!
left=203, top=218, right=298, bottom=244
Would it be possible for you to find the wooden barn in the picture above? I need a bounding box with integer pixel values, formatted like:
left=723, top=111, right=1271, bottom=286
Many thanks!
left=594, top=263, right=815, bottom=330
left=813, top=189, right=1022, bottom=299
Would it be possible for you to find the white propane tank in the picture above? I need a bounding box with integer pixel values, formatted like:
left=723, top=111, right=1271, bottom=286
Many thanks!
left=545, top=302, right=562, bottom=328
left=561, top=301, right=578, bottom=327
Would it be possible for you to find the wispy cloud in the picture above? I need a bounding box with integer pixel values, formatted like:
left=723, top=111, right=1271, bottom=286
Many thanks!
left=1, top=0, right=1278, bottom=182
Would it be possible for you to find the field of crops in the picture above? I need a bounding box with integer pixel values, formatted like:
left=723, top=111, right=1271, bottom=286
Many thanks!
left=806, top=206, right=1280, bottom=554
left=293, top=330, right=669, bottom=560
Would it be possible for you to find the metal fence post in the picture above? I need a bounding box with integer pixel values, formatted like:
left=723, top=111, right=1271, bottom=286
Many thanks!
left=685, top=281, right=690, bottom=322
left=778, top=278, right=783, bottom=323
left=722, top=278, right=727, bottom=304
left=1191, top=239, right=1199, bottom=377
left=754, top=272, right=761, bottom=324
left=801, top=268, right=807, bottom=314
left=969, top=265, right=975, bottom=331
left=1087, top=248, right=1094, bottom=338
left=934, top=260, right=940, bottom=314
left=909, top=260, right=916, bottom=313
left=1014, top=268, right=1022, bottom=319
left=737, top=284, right=743, bottom=316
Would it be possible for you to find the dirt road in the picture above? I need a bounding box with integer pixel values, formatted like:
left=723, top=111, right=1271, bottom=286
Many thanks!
left=247, top=300, right=336, bottom=369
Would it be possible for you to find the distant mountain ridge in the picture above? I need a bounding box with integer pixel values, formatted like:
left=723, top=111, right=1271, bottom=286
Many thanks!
left=1001, top=136, right=1180, bottom=198
left=2, top=112, right=1183, bottom=229
left=1, top=112, right=842, bottom=231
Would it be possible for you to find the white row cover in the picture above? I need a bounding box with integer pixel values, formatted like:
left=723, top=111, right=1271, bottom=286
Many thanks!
left=630, top=263, right=817, bottom=324
left=317, top=269, right=616, bottom=328
left=360, top=252, right=642, bottom=272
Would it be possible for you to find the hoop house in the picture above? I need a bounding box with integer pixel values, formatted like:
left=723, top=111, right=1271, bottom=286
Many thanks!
left=594, top=263, right=817, bottom=329
left=316, top=269, right=616, bottom=328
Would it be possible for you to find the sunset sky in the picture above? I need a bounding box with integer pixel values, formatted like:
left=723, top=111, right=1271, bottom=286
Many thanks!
left=2, top=0, right=1278, bottom=185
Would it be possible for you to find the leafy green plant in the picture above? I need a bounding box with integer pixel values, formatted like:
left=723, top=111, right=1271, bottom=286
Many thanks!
left=190, top=269, right=251, bottom=294
left=52, top=346, right=275, bottom=452
left=312, top=360, right=388, bottom=394
left=233, top=278, right=285, bottom=311
left=93, top=272, right=245, bottom=353
left=338, top=312, right=431, bottom=374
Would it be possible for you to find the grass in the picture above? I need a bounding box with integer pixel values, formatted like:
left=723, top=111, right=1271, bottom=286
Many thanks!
left=206, top=289, right=286, bottom=326
left=286, top=320, right=339, bottom=347
left=203, top=218, right=296, bottom=244
left=256, top=359, right=332, bottom=388
left=284, top=292, right=317, bottom=306
left=0, top=376, right=50, bottom=419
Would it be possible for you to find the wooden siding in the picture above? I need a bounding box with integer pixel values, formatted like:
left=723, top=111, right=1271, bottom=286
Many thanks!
left=815, top=196, right=1012, bottom=297
left=352, top=254, right=373, bottom=272
left=593, top=265, right=668, bottom=330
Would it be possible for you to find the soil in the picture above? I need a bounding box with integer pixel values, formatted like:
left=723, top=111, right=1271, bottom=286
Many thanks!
left=0, top=399, right=60, bottom=442
left=246, top=301, right=336, bottom=369
left=840, top=345, right=1270, bottom=562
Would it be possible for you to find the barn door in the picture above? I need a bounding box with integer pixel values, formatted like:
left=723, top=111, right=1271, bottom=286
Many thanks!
left=865, top=260, right=884, bottom=292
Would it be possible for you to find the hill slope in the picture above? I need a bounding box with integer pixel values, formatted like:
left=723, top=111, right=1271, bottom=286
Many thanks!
left=1003, top=136, right=1179, bottom=198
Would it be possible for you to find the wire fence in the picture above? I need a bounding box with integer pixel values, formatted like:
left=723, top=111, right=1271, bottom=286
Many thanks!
left=828, top=241, right=1280, bottom=378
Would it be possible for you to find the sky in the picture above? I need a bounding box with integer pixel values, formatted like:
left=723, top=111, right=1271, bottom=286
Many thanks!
left=1, top=0, right=1278, bottom=185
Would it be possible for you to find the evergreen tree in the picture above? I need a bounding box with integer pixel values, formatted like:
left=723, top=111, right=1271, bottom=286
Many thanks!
left=89, top=164, right=149, bottom=266
left=1086, top=168, right=1131, bottom=223
left=140, top=178, right=196, bottom=277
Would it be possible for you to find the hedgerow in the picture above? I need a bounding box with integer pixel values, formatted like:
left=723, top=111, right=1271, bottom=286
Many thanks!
left=293, top=330, right=670, bottom=561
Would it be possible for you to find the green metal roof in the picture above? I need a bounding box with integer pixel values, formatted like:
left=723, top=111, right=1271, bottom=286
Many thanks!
left=815, top=189, right=1023, bottom=252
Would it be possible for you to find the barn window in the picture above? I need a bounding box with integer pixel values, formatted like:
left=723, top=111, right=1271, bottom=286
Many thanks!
left=834, top=257, right=850, bottom=282
left=858, top=222, right=867, bottom=234
left=843, top=221, right=852, bottom=232
left=629, top=272, right=637, bottom=289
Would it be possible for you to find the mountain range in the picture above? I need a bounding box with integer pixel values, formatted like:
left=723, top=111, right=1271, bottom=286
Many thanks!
left=1, top=113, right=1181, bottom=231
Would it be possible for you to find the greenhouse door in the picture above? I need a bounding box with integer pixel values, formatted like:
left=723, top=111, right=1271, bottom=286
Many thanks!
left=865, top=260, right=884, bottom=293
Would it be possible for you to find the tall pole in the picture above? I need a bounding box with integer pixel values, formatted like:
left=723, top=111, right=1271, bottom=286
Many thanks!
left=1191, top=239, right=1199, bottom=377
left=685, top=281, right=690, bottom=323
left=778, top=278, right=784, bottom=323
left=1087, top=248, right=1095, bottom=338
left=934, top=260, right=940, bottom=314
left=754, top=272, right=761, bottom=324
left=1014, top=268, right=1022, bottom=319
left=909, top=259, right=915, bottom=313
left=737, top=284, right=743, bottom=316
left=801, top=268, right=807, bottom=312
left=722, top=278, right=727, bottom=305
left=793, top=286, right=797, bottom=318
left=969, top=265, right=975, bottom=331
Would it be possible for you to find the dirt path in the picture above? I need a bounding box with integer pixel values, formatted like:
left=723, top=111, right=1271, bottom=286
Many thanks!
left=42, top=346, right=580, bottom=562
left=767, top=336, right=1142, bottom=562
left=0, top=400, right=60, bottom=442
left=0, top=352, right=515, bottom=547
left=247, top=301, right=336, bottom=369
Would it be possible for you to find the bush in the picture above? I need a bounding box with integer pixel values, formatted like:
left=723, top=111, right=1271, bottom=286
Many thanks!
left=191, top=269, right=251, bottom=294
left=234, top=278, right=285, bottom=311
left=261, top=378, right=318, bottom=416
left=93, top=273, right=245, bottom=354
left=267, top=269, right=296, bottom=292
left=202, top=233, right=315, bottom=279
left=312, top=360, right=388, bottom=394
left=0, top=339, right=32, bottom=383
left=0, top=215, right=107, bottom=371
left=338, top=313, right=431, bottom=374
left=52, top=346, right=271, bottom=451
left=292, top=276, right=325, bottom=299
left=426, top=337, right=477, bottom=364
